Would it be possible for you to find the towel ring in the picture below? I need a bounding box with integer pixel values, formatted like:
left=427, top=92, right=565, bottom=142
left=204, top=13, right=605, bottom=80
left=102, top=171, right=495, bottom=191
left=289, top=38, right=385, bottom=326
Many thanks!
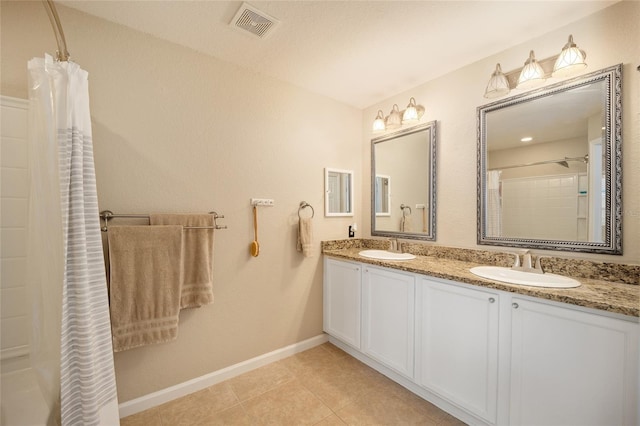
left=298, top=201, right=314, bottom=219
left=400, top=204, right=412, bottom=217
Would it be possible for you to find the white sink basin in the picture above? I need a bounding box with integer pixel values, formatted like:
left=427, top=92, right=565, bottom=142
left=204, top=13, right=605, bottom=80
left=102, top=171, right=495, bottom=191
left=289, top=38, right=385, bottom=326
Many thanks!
left=469, top=266, right=580, bottom=288
left=359, top=249, right=416, bottom=261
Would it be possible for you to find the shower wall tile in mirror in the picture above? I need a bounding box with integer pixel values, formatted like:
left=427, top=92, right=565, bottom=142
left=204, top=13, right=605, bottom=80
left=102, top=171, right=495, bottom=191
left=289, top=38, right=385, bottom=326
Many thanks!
left=501, top=175, right=588, bottom=241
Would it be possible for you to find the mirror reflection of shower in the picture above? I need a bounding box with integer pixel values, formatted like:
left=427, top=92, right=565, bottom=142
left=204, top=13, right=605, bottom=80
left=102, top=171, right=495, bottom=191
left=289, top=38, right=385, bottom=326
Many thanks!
left=479, top=65, right=622, bottom=254
left=375, top=175, right=390, bottom=216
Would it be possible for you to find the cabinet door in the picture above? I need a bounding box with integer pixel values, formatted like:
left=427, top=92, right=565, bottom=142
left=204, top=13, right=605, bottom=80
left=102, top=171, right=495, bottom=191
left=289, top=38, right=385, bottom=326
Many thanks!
left=362, top=265, right=415, bottom=379
left=416, top=278, right=499, bottom=423
left=323, top=258, right=361, bottom=349
left=510, top=298, right=639, bottom=426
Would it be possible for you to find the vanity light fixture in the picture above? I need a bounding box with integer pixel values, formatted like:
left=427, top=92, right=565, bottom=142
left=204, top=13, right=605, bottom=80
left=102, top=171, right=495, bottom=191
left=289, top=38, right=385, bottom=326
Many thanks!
left=484, top=64, right=510, bottom=99
left=372, top=110, right=386, bottom=132
left=385, top=104, right=403, bottom=130
left=483, top=34, right=588, bottom=99
left=552, top=35, right=587, bottom=78
left=372, top=98, right=425, bottom=133
left=402, top=97, right=421, bottom=123
left=517, top=51, right=546, bottom=89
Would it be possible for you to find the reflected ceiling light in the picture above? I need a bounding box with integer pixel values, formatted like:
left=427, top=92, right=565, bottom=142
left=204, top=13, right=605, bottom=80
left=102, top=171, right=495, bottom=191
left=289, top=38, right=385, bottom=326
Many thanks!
left=402, top=97, right=424, bottom=124
left=552, top=35, right=587, bottom=78
left=517, top=51, right=546, bottom=89
left=484, top=63, right=510, bottom=99
left=385, top=104, right=402, bottom=130
left=521, top=136, right=533, bottom=142
left=372, top=110, right=386, bottom=132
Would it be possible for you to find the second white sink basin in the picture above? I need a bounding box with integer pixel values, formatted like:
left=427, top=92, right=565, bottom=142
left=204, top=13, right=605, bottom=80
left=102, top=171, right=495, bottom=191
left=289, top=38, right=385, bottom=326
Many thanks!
left=359, top=250, right=416, bottom=261
left=470, top=266, right=580, bottom=288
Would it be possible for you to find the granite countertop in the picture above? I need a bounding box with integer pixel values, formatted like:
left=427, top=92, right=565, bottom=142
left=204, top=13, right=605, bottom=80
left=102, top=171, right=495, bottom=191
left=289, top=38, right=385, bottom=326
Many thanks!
left=322, top=241, right=640, bottom=318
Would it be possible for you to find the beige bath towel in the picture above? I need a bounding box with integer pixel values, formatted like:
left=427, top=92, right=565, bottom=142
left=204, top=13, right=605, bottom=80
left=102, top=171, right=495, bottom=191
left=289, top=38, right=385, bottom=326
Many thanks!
left=297, top=217, right=314, bottom=257
left=108, top=225, right=184, bottom=352
left=150, top=214, right=215, bottom=308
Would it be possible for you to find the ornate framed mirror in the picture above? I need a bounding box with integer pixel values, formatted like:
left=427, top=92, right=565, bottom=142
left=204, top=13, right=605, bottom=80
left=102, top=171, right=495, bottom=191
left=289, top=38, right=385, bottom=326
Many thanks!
left=371, top=121, right=437, bottom=240
left=477, top=64, right=622, bottom=254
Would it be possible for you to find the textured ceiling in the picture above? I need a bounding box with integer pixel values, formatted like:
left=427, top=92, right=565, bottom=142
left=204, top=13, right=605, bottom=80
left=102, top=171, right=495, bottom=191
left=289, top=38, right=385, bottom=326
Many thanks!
left=59, top=1, right=616, bottom=109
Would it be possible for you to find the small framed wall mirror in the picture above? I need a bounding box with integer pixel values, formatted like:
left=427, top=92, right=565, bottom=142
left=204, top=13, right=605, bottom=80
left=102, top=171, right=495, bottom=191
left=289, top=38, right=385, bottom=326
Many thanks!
left=325, top=168, right=354, bottom=217
left=477, top=64, right=622, bottom=254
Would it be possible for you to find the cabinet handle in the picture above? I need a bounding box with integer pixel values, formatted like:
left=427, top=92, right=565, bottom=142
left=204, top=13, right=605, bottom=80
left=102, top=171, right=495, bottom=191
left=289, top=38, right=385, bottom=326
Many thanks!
left=512, top=302, right=519, bottom=309
left=488, top=297, right=495, bottom=303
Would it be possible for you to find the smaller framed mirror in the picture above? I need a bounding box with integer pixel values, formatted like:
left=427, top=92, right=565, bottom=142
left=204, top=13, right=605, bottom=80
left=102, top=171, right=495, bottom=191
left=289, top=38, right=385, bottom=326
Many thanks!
left=375, top=175, right=391, bottom=216
left=325, top=168, right=354, bottom=217
left=371, top=121, right=437, bottom=240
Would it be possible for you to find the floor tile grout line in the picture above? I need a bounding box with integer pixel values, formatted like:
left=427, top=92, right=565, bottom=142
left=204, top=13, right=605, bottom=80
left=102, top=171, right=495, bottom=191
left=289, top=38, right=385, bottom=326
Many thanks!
left=122, top=343, right=463, bottom=426
left=228, top=364, right=297, bottom=403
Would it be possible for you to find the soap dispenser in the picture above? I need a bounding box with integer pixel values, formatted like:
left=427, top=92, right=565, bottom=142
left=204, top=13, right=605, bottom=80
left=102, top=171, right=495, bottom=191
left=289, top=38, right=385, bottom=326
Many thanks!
left=348, top=223, right=357, bottom=238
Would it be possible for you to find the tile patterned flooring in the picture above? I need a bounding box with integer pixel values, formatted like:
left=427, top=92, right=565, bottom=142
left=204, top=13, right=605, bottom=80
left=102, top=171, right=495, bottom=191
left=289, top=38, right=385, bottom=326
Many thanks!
left=121, top=342, right=466, bottom=425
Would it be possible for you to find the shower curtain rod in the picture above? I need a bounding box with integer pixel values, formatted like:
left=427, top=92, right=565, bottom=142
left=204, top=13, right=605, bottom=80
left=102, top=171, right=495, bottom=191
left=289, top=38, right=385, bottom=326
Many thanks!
left=42, top=0, right=70, bottom=62
left=488, top=155, right=588, bottom=171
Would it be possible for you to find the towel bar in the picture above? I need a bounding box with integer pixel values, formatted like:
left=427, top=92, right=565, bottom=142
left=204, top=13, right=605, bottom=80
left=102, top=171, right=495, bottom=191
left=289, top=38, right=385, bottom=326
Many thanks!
left=400, top=204, right=412, bottom=216
left=99, top=210, right=227, bottom=232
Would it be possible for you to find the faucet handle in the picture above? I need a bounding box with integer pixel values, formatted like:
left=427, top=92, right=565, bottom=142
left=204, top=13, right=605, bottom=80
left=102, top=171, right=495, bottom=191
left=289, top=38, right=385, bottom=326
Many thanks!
left=534, top=256, right=551, bottom=273
left=509, top=252, right=521, bottom=268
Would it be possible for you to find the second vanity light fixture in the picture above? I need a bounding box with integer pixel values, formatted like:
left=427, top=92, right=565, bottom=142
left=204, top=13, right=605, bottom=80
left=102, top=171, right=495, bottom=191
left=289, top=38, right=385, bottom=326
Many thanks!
left=372, top=97, right=425, bottom=133
left=484, top=34, right=587, bottom=99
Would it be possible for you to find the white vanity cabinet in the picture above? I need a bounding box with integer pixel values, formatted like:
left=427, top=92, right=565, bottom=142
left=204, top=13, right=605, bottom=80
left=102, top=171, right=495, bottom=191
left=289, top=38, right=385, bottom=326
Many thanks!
left=415, top=278, right=500, bottom=423
left=323, top=257, right=639, bottom=426
left=323, top=257, right=361, bottom=349
left=509, top=297, right=639, bottom=426
left=361, top=265, right=415, bottom=379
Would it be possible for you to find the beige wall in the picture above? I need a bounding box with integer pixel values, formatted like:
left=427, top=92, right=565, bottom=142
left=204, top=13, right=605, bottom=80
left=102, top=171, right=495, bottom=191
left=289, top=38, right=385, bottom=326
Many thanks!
left=1, top=1, right=362, bottom=401
left=2, top=0, right=638, bottom=406
left=362, top=1, right=639, bottom=264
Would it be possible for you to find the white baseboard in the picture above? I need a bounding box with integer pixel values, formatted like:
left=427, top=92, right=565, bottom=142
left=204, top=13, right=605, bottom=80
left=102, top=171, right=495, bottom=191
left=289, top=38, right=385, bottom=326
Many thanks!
left=118, top=334, right=328, bottom=418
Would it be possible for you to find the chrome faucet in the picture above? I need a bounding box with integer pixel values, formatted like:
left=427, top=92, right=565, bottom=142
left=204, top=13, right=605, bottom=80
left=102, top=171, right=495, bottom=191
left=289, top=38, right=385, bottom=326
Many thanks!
left=389, top=238, right=406, bottom=253
left=511, top=250, right=543, bottom=274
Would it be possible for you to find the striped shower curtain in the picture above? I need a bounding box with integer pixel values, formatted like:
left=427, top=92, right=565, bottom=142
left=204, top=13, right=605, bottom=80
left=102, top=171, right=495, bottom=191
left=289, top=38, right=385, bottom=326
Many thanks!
left=27, top=54, right=119, bottom=425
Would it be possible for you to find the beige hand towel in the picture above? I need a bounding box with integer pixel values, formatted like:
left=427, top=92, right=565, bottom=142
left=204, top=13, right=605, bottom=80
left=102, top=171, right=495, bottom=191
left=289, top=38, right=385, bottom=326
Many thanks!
left=297, top=217, right=314, bottom=257
left=400, top=215, right=412, bottom=232
left=150, top=214, right=215, bottom=308
left=108, top=225, right=184, bottom=352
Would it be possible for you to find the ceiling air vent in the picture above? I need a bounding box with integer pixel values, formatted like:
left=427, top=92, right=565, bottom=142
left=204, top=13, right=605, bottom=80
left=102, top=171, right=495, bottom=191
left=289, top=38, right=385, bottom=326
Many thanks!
left=230, top=3, right=280, bottom=39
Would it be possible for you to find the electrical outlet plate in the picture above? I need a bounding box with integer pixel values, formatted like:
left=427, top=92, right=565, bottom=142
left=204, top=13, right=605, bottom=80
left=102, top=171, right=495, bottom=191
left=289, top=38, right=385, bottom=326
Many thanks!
left=251, top=198, right=275, bottom=206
